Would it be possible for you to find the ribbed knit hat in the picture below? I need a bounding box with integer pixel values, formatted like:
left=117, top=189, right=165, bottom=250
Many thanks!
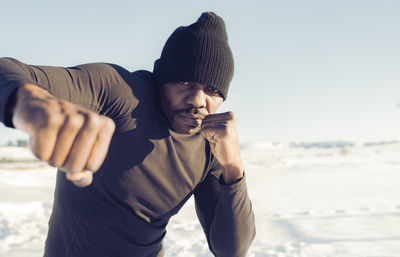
left=153, top=12, right=234, bottom=100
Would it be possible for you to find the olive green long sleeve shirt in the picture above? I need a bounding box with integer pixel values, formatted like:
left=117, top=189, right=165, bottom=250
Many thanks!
left=0, top=58, right=255, bottom=257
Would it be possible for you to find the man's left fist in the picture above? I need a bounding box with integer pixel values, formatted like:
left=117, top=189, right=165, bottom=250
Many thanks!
left=201, top=111, right=244, bottom=184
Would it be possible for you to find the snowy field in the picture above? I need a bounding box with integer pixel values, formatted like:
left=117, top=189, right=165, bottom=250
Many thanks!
left=0, top=141, right=399, bottom=257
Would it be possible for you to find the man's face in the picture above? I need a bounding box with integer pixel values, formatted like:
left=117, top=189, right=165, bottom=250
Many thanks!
left=160, top=82, right=224, bottom=134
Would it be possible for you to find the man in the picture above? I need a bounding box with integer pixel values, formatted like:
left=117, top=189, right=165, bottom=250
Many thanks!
left=0, top=12, right=255, bottom=257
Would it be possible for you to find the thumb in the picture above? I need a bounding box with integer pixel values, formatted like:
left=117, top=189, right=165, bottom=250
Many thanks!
left=201, top=128, right=218, bottom=143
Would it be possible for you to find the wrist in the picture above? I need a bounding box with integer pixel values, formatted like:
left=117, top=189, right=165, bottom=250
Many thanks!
left=4, top=86, right=21, bottom=127
left=17, top=83, right=51, bottom=101
left=11, top=83, right=53, bottom=130
left=221, top=163, right=244, bottom=185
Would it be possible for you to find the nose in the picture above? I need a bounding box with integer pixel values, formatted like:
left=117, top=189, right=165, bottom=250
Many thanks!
left=186, top=85, right=206, bottom=109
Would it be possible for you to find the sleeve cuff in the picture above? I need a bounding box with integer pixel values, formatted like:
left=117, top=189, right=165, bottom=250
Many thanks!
left=219, top=172, right=247, bottom=192
left=1, top=83, right=21, bottom=128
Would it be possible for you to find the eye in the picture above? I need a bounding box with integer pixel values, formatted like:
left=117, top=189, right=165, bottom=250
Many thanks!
left=179, top=81, right=190, bottom=85
left=206, top=86, right=221, bottom=95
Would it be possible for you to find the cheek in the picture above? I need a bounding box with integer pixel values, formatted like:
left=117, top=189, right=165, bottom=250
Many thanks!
left=161, top=90, right=183, bottom=114
left=208, top=98, right=223, bottom=113
left=166, top=96, right=183, bottom=112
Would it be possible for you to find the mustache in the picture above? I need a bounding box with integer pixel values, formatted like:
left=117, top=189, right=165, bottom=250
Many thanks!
left=172, top=107, right=207, bottom=119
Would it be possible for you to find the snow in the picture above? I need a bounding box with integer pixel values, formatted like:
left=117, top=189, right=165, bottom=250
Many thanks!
left=0, top=142, right=399, bottom=257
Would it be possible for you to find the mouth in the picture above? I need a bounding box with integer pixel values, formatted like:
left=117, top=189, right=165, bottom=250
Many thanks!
left=180, top=111, right=206, bottom=120
left=178, top=113, right=203, bottom=127
left=172, top=108, right=207, bottom=131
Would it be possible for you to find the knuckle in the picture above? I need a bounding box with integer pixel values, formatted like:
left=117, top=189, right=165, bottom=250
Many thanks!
left=32, top=150, right=50, bottom=162
left=222, top=126, right=230, bottom=134
left=45, top=112, right=64, bottom=128
left=106, top=117, right=116, bottom=129
left=85, top=162, right=100, bottom=173
left=66, top=114, right=84, bottom=130
left=102, top=116, right=116, bottom=132
left=86, top=155, right=105, bottom=171
left=70, top=167, right=83, bottom=174
left=65, top=172, right=77, bottom=180
left=47, top=158, right=59, bottom=167
left=226, top=111, right=235, bottom=120
left=226, top=128, right=234, bottom=137
left=30, top=142, right=51, bottom=161
left=85, top=113, right=101, bottom=129
left=63, top=164, right=81, bottom=174
left=80, top=119, right=94, bottom=132
left=61, top=164, right=72, bottom=173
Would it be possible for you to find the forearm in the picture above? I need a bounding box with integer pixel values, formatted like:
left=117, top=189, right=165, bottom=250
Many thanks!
left=0, top=58, right=79, bottom=128
left=221, top=164, right=244, bottom=185
left=0, top=58, right=136, bottom=127
left=0, top=58, right=102, bottom=111
left=207, top=175, right=255, bottom=257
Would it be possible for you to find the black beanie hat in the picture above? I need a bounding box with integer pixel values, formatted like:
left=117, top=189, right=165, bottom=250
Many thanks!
left=153, top=12, right=234, bottom=100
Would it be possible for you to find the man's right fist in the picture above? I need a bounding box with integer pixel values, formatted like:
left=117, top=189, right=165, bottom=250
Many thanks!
left=11, top=84, right=115, bottom=187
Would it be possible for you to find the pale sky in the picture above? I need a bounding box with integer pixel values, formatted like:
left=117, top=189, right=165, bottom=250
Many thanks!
left=1, top=0, right=399, bottom=144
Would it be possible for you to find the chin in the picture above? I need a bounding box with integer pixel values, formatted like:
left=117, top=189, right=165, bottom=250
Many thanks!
left=170, top=116, right=202, bottom=134
left=172, top=124, right=201, bottom=135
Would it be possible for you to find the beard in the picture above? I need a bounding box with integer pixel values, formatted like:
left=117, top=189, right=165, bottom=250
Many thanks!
left=169, top=107, right=208, bottom=134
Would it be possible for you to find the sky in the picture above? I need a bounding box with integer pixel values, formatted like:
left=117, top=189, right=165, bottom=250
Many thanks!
left=1, top=0, right=399, bottom=144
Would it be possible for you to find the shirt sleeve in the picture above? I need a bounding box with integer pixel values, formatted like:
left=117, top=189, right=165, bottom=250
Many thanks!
left=0, top=57, right=140, bottom=128
left=193, top=164, right=256, bottom=257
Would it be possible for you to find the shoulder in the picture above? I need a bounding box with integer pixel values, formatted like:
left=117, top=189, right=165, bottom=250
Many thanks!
left=71, top=63, right=156, bottom=96
left=69, top=63, right=133, bottom=82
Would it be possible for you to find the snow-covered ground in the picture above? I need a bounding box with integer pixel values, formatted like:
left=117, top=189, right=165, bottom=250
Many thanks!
left=0, top=141, right=399, bottom=257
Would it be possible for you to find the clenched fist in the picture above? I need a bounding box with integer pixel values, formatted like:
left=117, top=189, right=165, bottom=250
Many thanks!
left=201, top=111, right=244, bottom=184
left=11, top=84, right=115, bottom=187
